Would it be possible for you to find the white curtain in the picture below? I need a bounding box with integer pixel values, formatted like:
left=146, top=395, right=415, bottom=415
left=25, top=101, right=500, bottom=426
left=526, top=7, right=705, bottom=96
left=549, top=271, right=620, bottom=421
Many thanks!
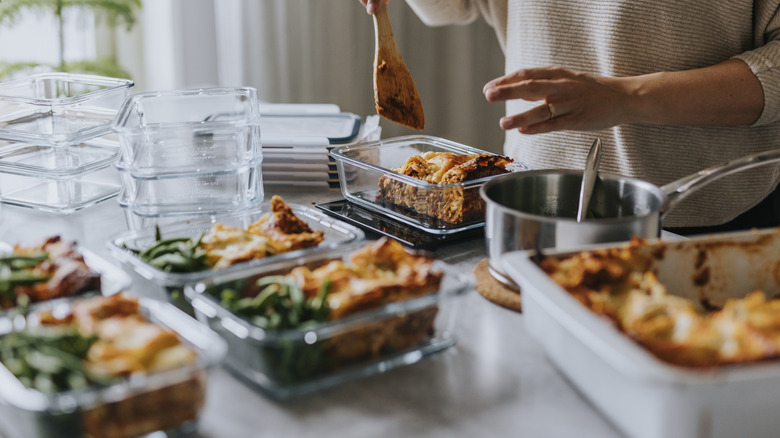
left=125, top=0, right=507, bottom=153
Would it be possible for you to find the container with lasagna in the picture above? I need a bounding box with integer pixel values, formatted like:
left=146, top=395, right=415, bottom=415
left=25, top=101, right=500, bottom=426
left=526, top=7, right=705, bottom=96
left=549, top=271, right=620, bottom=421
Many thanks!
left=184, top=237, right=472, bottom=399
left=0, top=236, right=130, bottom=311
left=330, top=135, right=528, bottom=234
left=501, top=228, right=780, bottom=438
left=0, top=293, right=227, bottom=438
left=108, top=196, right=364, bottom=305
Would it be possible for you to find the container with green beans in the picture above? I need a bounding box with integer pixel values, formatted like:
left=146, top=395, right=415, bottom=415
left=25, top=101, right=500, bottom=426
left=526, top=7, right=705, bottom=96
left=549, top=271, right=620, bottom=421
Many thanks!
left=0, top=326, right=114, bottom=393
left=124, top=226, right=210, bottom=274
left=184, top=242, right=472, bottom=400
left=214, top=275, right=333, bottom=383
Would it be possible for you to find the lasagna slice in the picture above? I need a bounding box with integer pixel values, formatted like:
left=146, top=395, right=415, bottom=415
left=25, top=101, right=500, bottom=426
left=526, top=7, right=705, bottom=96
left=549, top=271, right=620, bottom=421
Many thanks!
left=200, top=195, right=325, bottom=269
left=377, top=151, right=513, bottom=224
left=286, top=238, right=443, bottom=362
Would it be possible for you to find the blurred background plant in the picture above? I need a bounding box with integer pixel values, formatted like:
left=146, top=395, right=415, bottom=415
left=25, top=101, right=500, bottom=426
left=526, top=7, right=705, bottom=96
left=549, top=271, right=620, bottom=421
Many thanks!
left=0, top=0, right=141, bottom=79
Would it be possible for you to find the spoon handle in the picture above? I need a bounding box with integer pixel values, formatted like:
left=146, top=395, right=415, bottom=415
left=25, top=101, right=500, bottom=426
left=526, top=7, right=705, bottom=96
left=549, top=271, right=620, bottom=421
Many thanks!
left=577, top=138, right=602, bottom=222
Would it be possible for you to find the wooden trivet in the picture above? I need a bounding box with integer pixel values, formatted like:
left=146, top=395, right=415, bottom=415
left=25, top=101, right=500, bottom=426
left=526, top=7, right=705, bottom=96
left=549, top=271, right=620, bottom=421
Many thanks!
left=473, top=258, right=522, bottom=312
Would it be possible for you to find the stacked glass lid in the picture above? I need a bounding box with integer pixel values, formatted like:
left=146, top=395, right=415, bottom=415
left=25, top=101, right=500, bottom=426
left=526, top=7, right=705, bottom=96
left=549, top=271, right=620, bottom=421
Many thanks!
left=111, top=87, right=263, bottom=229
left=0, top=73, right=133, bottom=213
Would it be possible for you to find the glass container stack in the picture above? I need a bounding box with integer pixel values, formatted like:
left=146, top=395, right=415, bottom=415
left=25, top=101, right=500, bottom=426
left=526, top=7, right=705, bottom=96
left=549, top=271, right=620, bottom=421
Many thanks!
left=0, top=73, right=134, bottom=213
left=111, top=87, right=264, bottom=229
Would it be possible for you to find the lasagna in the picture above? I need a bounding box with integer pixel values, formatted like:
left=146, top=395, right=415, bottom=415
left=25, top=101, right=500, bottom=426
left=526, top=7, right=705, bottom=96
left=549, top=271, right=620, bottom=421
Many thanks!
left=540, top=238, right=780, bottom=368
left=376, top=151, right=513, bottom=224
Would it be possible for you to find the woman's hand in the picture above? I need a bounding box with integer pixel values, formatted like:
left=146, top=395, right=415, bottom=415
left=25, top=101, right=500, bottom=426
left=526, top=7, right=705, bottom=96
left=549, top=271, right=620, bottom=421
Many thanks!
left=483, top=60, right=763, bottom=135
left=359, top=0, right=389, bottom=14
left=483, top=66, right=633, bottom=135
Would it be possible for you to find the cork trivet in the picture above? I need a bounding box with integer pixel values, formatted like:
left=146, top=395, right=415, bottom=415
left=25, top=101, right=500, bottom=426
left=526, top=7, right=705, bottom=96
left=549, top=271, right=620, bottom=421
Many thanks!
left=473, top=258, right=522, bottom=312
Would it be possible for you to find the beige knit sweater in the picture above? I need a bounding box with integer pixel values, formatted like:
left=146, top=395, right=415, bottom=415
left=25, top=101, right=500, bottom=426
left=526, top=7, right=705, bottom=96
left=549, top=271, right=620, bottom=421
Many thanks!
left=406, top=0, right=780, bottom=227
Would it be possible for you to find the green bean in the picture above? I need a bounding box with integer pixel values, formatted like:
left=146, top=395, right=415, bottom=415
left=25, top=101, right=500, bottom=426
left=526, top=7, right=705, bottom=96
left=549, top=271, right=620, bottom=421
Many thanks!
left=0, top=253, right=48, bottom=269
left=0, top=328, right=108, bottom=393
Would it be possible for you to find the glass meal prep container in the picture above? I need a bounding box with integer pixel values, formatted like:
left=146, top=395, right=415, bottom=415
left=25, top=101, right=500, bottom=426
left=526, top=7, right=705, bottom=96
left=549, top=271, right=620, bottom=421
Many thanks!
left=330, top=135, right=529, bottom=234
left=183, top=240, right=473, bottom=399
left=115, top=158, right=264, bottom=216
left=0, top=294, right=227, bottom=438
left=111, top=87, right=261, bottom=176
left=0, top=162, right=120, bottom=214
left=0, top=73, right=133, bottom=147
left=107, top=203, right=365, bottom=303
left=0, top=239, right=131, bottom=312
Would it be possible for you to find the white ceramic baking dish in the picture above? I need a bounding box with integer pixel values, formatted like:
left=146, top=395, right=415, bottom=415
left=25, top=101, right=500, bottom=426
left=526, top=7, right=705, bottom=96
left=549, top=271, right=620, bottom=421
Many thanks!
left=501, top=228, right=780, bottom=438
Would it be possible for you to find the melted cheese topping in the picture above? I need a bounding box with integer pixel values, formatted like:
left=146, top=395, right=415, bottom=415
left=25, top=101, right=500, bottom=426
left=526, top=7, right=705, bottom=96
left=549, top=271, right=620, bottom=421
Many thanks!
left=198, top=195, right=324, bottom=269
left=201, top=224, right=270, bottom=269
left=542, top=242, right=780, bottom=368
left=287, top=238, right=442, bottom=320
left=41, top=294, right=197, bottom=377
left=392, top=151, right=512, bottom=184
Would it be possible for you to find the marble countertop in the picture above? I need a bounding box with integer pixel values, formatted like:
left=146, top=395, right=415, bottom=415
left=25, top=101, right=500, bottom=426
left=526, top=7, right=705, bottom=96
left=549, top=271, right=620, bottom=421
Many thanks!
left=0, top=186, right=624, bottom=438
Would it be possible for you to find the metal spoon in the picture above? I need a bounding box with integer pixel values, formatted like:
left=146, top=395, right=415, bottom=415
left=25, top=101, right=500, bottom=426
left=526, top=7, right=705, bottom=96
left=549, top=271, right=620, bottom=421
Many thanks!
left=576, top=138, right=602, bottom=222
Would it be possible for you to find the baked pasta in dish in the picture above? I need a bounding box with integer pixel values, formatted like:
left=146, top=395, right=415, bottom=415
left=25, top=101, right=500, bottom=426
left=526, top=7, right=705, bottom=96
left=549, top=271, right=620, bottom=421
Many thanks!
left=0, top=236, right=100, bottom=310
left=540, top=237, right=780, bottom=368
left=376, top=151, right=514, bottom=225
left=1, top=294, right=203, bottom=438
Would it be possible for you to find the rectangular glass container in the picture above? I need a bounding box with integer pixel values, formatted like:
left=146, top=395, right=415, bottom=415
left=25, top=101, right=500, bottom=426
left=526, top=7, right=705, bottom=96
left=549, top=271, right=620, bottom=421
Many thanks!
left=501, top=228, right=780, bottom=438
left=0, top=137, right=118, bottom=176
left=107, top=202, right=365, bottom=291
left=0, top=294, right=227, bottom=438
left=0, top=164, right=120, bottom=214
left=330, top=135, right=528, bottom=234
left=0, top=73, right=133, bottom=146
left=183, top=244, right=472, bottom=399
left=115, top=159, right=263, bottom=216
left=111, top=87, right=261, bottom=176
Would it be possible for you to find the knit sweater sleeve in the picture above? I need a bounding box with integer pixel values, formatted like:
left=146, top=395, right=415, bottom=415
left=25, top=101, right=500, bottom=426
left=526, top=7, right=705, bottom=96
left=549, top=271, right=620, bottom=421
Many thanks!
left=404, top=0, right=481, bottom=26
left=404, top=0, right=507, bottom=49
left=732, top=0, right=780, bottom=125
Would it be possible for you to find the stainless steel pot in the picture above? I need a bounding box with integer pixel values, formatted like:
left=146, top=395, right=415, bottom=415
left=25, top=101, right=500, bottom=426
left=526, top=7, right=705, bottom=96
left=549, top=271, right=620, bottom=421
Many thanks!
left=480, top=148, right=780, bottom=290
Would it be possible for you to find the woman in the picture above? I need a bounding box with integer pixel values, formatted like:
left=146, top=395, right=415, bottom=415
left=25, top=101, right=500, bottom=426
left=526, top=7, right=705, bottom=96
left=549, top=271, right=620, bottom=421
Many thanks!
left=360, top=0, right=780, bottom=234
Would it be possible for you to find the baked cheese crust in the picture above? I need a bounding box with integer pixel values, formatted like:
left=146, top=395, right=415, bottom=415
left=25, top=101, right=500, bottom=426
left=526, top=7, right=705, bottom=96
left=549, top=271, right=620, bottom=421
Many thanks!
left=200, top=195, right=325, bottom=269
left=541, top=238, right=780, bottom=368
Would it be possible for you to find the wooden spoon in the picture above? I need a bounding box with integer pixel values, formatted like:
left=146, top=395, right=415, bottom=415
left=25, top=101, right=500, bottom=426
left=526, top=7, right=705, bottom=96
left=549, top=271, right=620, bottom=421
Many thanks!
left=372, top=2, right=425, bottom=130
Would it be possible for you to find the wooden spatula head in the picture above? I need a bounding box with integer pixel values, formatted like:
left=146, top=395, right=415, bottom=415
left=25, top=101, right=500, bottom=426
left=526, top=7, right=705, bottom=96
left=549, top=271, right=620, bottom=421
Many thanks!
left=372, top=3, right=425, bottom=130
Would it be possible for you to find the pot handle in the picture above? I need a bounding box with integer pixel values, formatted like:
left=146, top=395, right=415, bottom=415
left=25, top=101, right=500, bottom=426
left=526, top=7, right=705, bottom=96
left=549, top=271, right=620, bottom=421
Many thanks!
left=659, top=148, right=780, bottom=216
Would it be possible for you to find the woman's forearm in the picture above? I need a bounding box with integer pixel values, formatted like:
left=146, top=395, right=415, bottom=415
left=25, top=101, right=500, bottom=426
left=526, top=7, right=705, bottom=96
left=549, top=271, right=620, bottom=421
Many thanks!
left=485, top=59, right=765, bottom=134
left=618, top=59, right=764, bottom=126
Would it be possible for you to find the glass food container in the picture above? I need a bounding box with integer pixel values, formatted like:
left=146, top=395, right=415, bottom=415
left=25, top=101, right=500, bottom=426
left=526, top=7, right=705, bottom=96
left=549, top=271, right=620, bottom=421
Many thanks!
left=0, top=73, right=133, bottom=147
left=0, top=240, right=131, bottom=312
left=183, top=242, right=473, bottom=399
left=0, top=162, right=120, bottom=214
left=0, top=295, right=227, bottom=438
left=330, top=135, right=529, bottom=234
left=111, top=87, right=261, bottom=176
left=115, top=158, right=263, bottom=217
left=107, top=203, right=365, bottom=306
